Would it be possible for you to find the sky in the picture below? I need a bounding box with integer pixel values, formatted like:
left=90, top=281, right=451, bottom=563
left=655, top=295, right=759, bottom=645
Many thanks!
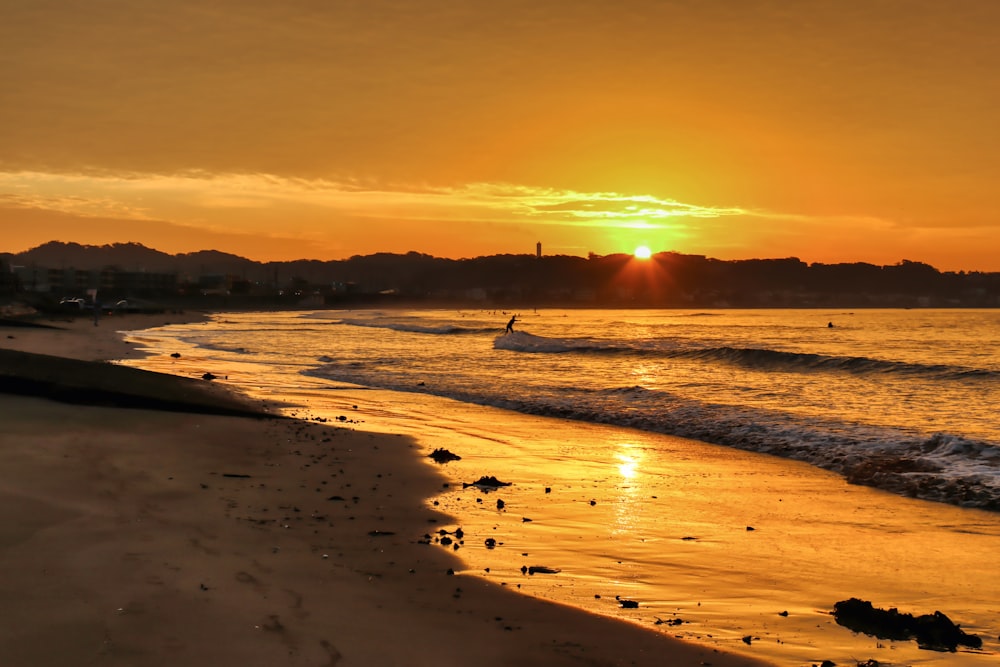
left=2, top=0, right=999, bottom=270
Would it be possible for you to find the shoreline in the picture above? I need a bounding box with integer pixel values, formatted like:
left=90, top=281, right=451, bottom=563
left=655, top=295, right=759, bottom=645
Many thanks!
left=109, top=309, right=1000, bottom=666
left=0, top=313, right=768, bottom=666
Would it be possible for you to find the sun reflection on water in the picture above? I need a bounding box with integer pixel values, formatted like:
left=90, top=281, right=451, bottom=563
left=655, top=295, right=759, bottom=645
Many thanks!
left=612, top=443, right=645, bottom=537
left=616, top=450, right=640, bottom=480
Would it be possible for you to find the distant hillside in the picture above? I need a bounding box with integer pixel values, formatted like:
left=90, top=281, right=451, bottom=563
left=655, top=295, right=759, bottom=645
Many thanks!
left=9, top=241, right=258, bottom=276
left=4, top=240, right=1000, bottom=308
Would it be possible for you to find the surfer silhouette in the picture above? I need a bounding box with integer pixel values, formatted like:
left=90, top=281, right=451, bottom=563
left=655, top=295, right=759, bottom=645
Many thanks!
left=505, top=315, right=517, bottom=334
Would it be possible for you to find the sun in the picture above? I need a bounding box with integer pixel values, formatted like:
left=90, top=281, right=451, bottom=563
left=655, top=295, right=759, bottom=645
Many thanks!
left=634, top=245, right=652, bottom=259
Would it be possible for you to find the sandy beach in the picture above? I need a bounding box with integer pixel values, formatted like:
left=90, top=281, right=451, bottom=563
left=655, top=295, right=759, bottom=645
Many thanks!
left=0, top=313, right=769, bottom=667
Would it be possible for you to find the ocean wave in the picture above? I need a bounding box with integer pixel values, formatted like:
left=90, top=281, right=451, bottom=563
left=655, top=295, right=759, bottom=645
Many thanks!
left=493, top=331, right=627, bottom=353
left=493, top=333, right=998, bottom=381
left=172, top=334, right=256, bottom=355
left=683, top=346, right=999, bottom=381
left=341, top=318, right=498, bottom=335
left=304, top=363, right=1000, bottom=511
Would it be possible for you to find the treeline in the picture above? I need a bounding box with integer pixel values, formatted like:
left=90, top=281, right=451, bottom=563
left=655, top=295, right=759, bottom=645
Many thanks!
left=310, top=252, right=999, bottom=307
left=4, top=242, right=1000, bottom=308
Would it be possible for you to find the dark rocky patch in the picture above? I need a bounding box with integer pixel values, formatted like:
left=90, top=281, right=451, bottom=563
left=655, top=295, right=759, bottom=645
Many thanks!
left=462, top=475, right=512, bottom=490
left=428, top=448, right=461, bottom=463
left=833, top=598, right=982, bottom=652
left=0, top=349, right=274, bottom=418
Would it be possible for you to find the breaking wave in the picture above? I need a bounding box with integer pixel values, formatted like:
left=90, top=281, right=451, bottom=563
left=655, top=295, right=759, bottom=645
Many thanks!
left=305, top=362, right=1000, bottom=511
left=494, top=332, right=997, bottom=381
left=340, top=318, right=499, bottom=335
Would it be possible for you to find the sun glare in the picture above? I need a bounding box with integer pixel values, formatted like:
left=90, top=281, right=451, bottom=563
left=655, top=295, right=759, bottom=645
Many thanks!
left=634, top=245, right=652, bottom=259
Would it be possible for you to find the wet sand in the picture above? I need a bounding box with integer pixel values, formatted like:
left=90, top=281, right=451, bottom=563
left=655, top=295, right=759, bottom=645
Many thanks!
left=0, top=314, right=767, bottom=667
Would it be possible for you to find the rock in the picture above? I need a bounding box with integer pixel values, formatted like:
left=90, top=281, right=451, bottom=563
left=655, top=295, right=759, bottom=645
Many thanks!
left=832, top=598, right=982, bottom=652
left=170, top=352, right=181, bottom=358
left=462, top=475, right=512, bottom=491
left=202, top=372, right=217, bottom=380
left=484, top=537, right=497, bottom=549
left=527, top=566, right=560, bottom=575
left=496, top=499, right=505, bottom=510
left=428, top=448, right=461, bottom=463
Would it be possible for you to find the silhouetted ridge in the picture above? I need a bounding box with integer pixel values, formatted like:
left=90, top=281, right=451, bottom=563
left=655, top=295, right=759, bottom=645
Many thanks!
left=5, top=241, right=1000, bottom=308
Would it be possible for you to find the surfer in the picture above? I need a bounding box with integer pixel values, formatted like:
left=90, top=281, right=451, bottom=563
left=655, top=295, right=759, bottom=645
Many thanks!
left=505, top=315, right=517, bottom=334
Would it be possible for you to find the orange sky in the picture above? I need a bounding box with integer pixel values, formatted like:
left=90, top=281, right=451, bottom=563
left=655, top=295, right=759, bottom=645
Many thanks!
left=2, top=1, right=999, bottom=270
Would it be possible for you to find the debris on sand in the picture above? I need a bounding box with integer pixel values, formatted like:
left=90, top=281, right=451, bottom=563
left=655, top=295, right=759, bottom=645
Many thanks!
left=654, top=617, right=684, bottom=626
left=833, top=598, right=982, bottom=652
left=428, top=448, right=461, bottom=463
left=462, top=475, right=512, bottom=491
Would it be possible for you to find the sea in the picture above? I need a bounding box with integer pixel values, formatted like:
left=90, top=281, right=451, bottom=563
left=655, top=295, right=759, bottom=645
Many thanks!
left=122, top=308, right=1000, bottom=666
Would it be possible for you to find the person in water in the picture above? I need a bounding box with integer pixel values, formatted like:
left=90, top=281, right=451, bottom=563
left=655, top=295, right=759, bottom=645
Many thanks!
left=505, top=315, right=517, bottom=334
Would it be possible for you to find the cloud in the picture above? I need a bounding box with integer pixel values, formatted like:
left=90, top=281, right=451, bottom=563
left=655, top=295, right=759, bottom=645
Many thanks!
left=3, top=169, right=996, bottom=270
left=0, top=170, right=750, bottom=230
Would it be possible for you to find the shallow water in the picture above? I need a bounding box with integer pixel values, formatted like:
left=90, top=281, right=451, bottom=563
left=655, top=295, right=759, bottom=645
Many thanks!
left=131, top=308, right=1000, bottom=509
left=121, top=309, right=1000, bottom=665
